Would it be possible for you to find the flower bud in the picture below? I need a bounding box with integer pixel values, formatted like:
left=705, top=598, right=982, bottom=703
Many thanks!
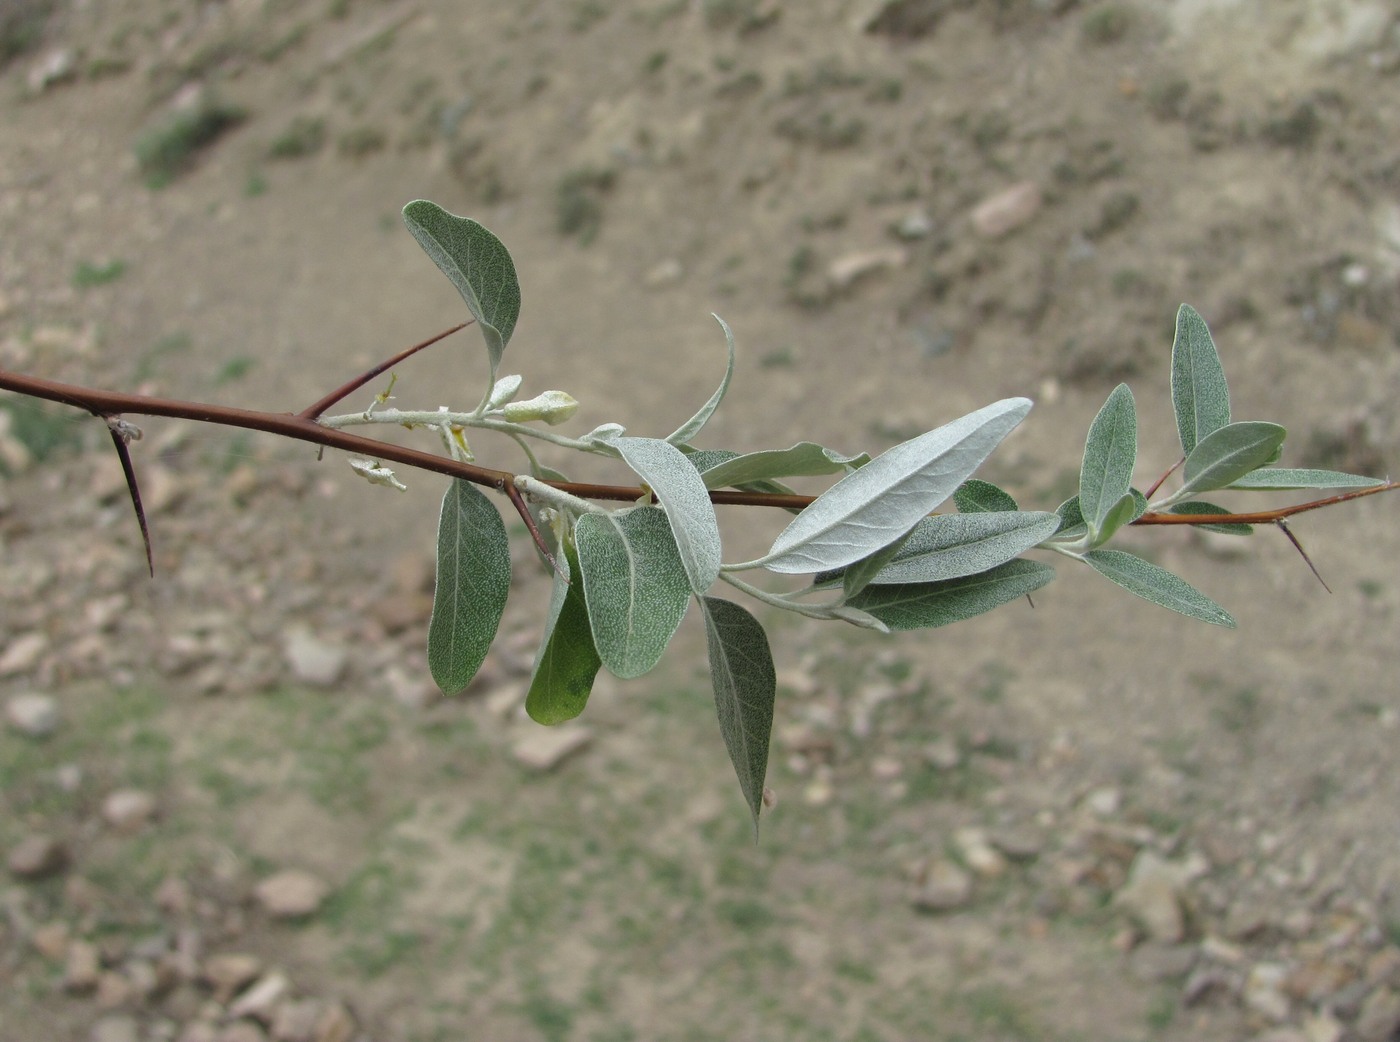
left=502, top=390, right=579, bottom=426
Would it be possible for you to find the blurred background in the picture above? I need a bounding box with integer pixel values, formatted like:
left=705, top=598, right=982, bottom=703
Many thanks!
left=3, top=2, right=1399, bottom=1040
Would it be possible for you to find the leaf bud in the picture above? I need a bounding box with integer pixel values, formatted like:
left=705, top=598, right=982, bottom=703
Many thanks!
left=502, top=390, right=579, bottom=426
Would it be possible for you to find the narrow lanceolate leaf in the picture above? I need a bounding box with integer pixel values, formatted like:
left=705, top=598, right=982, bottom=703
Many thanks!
left=1079, top=383, right=1137, bottom=539
left=699, top=596, right=776, bottom=833
left=402, top=200, right=521, bottom=380
left=526, top=540, right=602, bottom=725
left=817, top=511, right=1059, bottom=587
left=847, top=559, right=1055, bottom=631
left=697, top=442, right=869, bottom=490
left=1171, top=304, right=1230, bottom=455
left=1168, top=501, right=1253, bottom=536
left=953, top=479, right=1018, bottom=513
left=756, top=397, right=1033, bottom=574
left=575, top=507, right=691, bottom=679
left=428, top=480, right=512, bottom=694
left=667, top=314, right=736, bottom=446
left=1228, top=467, right=1384, bottom=491
left=614, top=436, right=721, bottom=593
left=1177, top=421, right=1287, bottom=497
left=1083, top=549, right=1235, bottom=628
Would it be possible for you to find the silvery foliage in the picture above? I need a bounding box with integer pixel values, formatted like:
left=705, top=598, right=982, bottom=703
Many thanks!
left=367, top=201, right=1379, bottom=830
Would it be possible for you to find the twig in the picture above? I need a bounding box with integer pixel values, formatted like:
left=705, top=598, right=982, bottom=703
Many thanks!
left=297, top=322, right=470, bottom=420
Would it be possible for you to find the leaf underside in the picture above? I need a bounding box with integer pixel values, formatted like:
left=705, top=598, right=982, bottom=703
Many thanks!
left=1170, top=303, right=1230, bottom=455
left=847, top=559, right=1056, bottom=631
left=575, top=507, right=691, bottom=679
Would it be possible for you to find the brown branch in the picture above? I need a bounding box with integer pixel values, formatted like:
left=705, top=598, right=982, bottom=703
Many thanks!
left=1, top=365, right=1396, bottom=530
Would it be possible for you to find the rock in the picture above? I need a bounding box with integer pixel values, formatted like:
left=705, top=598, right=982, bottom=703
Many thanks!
left=203, top=953, right=263, bottom=1003
left=953, top=827, right=1008, bottom=878
left=8, top=833, right=69, bottom=879
left=827, top=247, right=908, bottom=290
left=0, top=631, right=49, bottom=677
left=988, top=824, right=1044, bottom=862
left=1183, top=965, right=1240, bottom=1007
left=95, top=969, right=132, bottom=1009
left=102, top=789, right=158, bottom=832
left=6, top=692, right=60, bottom=737
left=254, top=870, right=330, bottom=919
left=89, top=1014, right=140, bottom=1042
left=510, top=726, right=593, bottom=771
left=643, top=258, right=684, bottom=288
left=65, top=938, right=101, bottom=993
left=1355, top=986, right=1400, bottom=1042
left=271, top=998, right=323, bottom=1042
left=1128, top=942, right=1197, bottom=983
left=228, top=970, right=291, bottom=1022
left=911, top=859, right=974, bottom=912
left=383, top=665, right=438, bottom=710
left=313, top=1001, right=357, bottom=1042
left=1084, top=786, right=1121, bottom=817
left=971, top=181, right=1042, bottom=238
left=30, top=921, right=70, bottom=960
left=1243, top=962, right=1292, bottom=1023
left=282, top=627, right=348, bottom=687
left=27, top=48, right=77, bottom=93
left=155, top=875, right=193, bottom=915
left=1300, top=1010, right=1345, bottom=1042
left=1114, top=851, right=1191, bottom=942
left=1286, top=958, right=1356, bottom=1003
left=177, top=1024, right=220, bottom=1042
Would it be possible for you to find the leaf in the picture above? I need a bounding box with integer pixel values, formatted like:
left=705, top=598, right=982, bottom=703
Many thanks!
left=575, top=507, right=691, bottom=679
left=1170, top=303, right=1230, bottom=455
left=1228, top=467, right=1384, bottom=490
left=1054, top=495, right=1087, bottom=538
left=1083, top=548, right=1235, bottom=627
left=1079, top=383, right=1137, bottom=539
left=427, top=480, right=512, bottom=694
left=817, top=511, right=1059, bottom=587
left=667, top=315, right=736, bottom=445
left=402, top=200, right=521, bottom=383
left=613, top=436, right=722, bottom=593
left=526, top=539, right=603, bottom=725
left=1093, top=489, right=1147, bottom=547
left=1168, top=501, right=1253, bottom=535
left=953, top=479, right=1018, bottom=513
left=838, top=529, right=916, bottom=600
left=847, top=559, right=1055, bottom=631
left=1177, top=421, right=1287, bottom=497
left=755, top=397, right=1033, bottom=574
left=697, top=442, right=869, bottom=490
left=699, top=596, right=777, bottom=833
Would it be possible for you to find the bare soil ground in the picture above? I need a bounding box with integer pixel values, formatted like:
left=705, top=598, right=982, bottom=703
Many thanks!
left=3, top=2, right=1400, bottom=1041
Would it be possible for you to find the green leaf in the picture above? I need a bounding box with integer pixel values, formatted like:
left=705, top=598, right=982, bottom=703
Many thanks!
left=838, top=530, right=916, bottom=600
left=614, top=436, right=722, bottom=593
left=575, top=507, right=691, bottom=679
left=754, top=398, right=1033, bottom=574
left=1054, top=495, right=1086, bottom=538
left=1170, top=304, right=1230, bottom=455
left=427, top=480, right=512, bottom=694
left=526, top=539, right=602, bottom=724
left=1082, top=548, right=1235, bottom=627
left=697, top=442, right=869, bottom=490
left=847, top=559, right=1055, bottom=631
left=1177, top=421, right=1287, bottom=497
left=1228, top=467, right=1384, bottom=490
left=667, top=314, right=736, bottom=445
left=1093, top=489, right=1147, bottom=547
left=817, top=511, right=1059, bottom=587
left=954, top=479, right=1018, bottom=513
left=1079, top=383, right=1137, bottom=539
left=1168, top=501, right=1253, bottom=535
left=402, top=200, right=521, bottom=384
left=699, top=596, right=776, bottom=833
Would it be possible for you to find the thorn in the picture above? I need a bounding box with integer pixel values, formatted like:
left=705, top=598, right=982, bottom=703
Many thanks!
left=1025, top=593, right=1036, bottom=610
left=106, top=420, right=154, bottom=578
left=1276, top=518, right=1331, bottom=593
left=506, top=480, right=565, bottom=581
